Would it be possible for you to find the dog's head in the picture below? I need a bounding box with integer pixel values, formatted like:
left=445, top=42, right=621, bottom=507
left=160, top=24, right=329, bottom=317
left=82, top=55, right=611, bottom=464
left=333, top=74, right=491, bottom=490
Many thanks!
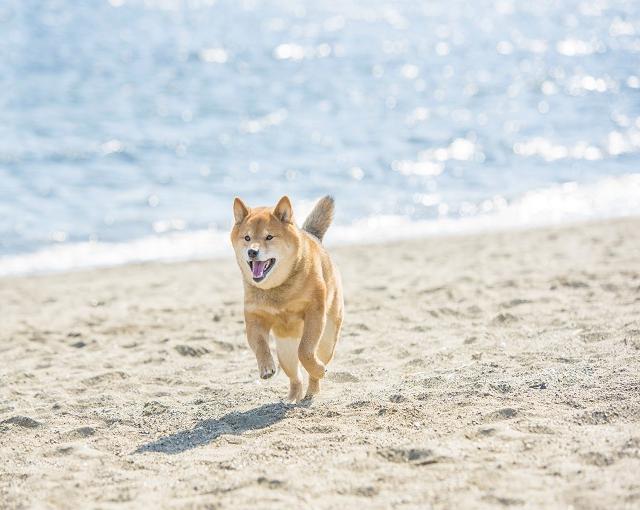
left=230, top=196, right=300, bottom=289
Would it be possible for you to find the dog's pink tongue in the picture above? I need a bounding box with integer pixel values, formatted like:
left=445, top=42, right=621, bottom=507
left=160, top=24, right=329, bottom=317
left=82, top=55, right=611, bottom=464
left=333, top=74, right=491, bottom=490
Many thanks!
left=252, top=260, right=267, bottom=278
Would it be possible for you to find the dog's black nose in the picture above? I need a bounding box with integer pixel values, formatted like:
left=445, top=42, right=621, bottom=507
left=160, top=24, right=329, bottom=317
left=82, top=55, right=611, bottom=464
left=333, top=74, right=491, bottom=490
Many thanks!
left=248, top=249, right=259, bottom=259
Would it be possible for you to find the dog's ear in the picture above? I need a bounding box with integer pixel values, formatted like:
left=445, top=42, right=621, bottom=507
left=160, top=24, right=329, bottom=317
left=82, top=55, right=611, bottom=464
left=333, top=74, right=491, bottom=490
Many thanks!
left=273, top=196, right=293, bottom=224
left=233, top=197, right=250, bottom=225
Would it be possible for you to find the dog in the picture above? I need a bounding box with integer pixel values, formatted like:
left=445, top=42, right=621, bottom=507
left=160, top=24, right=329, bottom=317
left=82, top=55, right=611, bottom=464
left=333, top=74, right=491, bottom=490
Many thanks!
left=230, top=195, right=344, bottom=402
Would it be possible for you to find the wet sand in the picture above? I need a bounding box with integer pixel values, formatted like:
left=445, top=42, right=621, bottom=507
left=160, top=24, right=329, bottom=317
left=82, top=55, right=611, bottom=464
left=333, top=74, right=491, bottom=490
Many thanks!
left=1, top=218, right=640, bottom=509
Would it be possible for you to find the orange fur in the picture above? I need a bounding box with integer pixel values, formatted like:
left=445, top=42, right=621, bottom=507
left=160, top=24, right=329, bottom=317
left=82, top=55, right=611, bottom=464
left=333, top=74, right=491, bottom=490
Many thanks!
left=230, top=196, right=344, bottom=401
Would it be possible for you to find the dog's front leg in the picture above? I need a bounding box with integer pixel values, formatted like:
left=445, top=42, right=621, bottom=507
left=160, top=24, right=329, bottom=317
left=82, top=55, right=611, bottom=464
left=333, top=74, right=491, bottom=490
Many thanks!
left=298, top=306, right=327, bottom=380
left=245, top=312, right=276, bottom=379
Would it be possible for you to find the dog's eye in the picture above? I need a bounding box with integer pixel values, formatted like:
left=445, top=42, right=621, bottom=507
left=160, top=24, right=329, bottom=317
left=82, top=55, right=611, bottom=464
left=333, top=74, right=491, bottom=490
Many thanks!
left=244, top=235, right=250, bottom=241
left=265, top=235, right=273, bottom=241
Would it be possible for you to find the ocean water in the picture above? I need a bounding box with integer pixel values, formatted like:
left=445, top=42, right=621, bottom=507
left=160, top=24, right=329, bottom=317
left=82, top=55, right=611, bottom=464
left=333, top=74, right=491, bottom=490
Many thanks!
left=1, top=0, right=639, bottom=275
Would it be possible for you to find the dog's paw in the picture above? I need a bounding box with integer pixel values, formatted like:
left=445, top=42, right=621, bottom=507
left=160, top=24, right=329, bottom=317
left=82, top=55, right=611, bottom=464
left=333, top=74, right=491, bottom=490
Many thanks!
left=287, top=381, right=305, bottom=403
left=260, top=365, right=276, bottom=379
left=259, top=357, right=277, bottom=379
left=306, top=362, right=327, bottom=381
left=305, top=378, right=321, bottom=398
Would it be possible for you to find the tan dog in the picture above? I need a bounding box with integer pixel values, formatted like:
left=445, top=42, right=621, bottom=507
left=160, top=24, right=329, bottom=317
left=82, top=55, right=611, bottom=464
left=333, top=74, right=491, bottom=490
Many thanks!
left=230, top=195, right=343, bottom=402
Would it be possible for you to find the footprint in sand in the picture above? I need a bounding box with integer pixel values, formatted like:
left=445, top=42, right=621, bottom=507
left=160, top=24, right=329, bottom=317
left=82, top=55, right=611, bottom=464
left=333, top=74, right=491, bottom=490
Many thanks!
left=47, top=443, right=105, bottom=459
left=500, top=298, right=532, bottom=309
left=395, top=348, right=411, bottom=359
left=624, top=330, right=640, bottom=350
left=464, top=426, right=497, bottom=440
left=328, top=371, right=359, bottom=383
left=64, top=426, right=97, bottom=439
left=82, top=371, right=128, bottom=386
left=1, top=416, right=42, bottom=429
left=422, top=376, right=445, bottom=388
left=351, top=486, right=380, bottom=497
left=347, top=400, right=371, bottom=409
left=482, top=495, right=524, bottom=506
left=484, top=408, right=518, bottom=422
left=404, top=358, right=428, bottom=369
left=580, top=331, right=607, bottom=343
left=526, top=423, right=555, bottom=435
left=256, top=477, right=286, bottom=489
left=210, top=340, right=237, bottom=352
left=174, top=345, right=210, bottom=357
left=378, top=446, right=447, bottom=466
left=305, top=424, right=338, bottom=434
left=142, top=401, right=169, bottom=416
left=489, top=382, right=513, bottom=394
left=581, top=451, right=615, bottom=467
left=491, top=313, right=519, bottom=325
left=551, top=277, right=589, bottom=289
left=466, top=305, right=483, bottom=315
left=574, top=410, right=614, bottom=425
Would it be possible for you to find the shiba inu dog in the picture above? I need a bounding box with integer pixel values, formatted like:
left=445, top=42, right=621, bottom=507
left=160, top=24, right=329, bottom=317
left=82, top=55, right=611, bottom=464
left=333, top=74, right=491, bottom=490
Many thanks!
left=230, top=195, right=343, bottom=402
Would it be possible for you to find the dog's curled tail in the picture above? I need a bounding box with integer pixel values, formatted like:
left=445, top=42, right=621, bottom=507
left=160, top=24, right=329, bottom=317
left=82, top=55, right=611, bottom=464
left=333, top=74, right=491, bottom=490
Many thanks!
left=302, top=195, right=335, bottom=242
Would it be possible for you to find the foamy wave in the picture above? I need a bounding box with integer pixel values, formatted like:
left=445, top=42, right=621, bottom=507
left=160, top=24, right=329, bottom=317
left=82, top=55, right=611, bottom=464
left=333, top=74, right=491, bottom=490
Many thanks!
left=0, top=230, right=231, bottom=277
left=1, top=174, right=639, bottom=277
left=328, top=173, right=640, bottom=243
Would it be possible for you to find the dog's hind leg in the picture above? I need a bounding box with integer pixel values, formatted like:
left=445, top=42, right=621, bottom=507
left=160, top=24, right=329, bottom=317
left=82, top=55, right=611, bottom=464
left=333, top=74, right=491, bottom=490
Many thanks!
left=298, top=308, right=328, bottom=382
left=276, top=336, right=304, bottom=403
left=307, top=315, right=342, bottom=397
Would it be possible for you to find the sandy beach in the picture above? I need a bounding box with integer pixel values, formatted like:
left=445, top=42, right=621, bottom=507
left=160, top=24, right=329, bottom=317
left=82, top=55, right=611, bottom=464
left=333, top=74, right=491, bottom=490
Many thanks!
left=1, top=218, right=640, bottom=509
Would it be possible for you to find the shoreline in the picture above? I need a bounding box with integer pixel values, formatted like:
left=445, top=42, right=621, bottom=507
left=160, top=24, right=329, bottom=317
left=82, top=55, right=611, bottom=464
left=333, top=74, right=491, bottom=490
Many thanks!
left=1, top=216, right=640, bottom=508
left=2, top=213, right=640, bottom=280
left=2, top=169, right=640, bottom=278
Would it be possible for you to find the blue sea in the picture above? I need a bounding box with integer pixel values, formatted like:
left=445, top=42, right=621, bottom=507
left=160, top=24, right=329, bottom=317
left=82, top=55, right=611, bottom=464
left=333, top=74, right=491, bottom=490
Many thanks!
left=1, top=0, right=639, bottom=275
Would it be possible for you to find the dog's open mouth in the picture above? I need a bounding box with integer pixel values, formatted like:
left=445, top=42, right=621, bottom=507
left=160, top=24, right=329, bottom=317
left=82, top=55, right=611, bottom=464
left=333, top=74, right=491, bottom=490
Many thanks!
left=248, top=258, right=276, bottom=282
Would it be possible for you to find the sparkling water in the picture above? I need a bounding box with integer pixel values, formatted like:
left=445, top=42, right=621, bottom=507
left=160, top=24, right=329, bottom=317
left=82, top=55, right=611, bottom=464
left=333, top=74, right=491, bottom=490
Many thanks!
left=1, top=0, right=639, bottom=274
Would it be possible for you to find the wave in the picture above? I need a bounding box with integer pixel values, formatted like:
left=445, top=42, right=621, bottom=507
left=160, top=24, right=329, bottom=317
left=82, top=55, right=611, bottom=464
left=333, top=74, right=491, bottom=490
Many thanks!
left=1, top=173, right=639, bottom=277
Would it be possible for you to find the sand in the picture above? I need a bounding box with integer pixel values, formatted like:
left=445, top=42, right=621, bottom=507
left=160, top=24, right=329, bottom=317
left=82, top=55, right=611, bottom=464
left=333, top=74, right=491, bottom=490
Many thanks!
left=1, top=218, right=640, bottom=509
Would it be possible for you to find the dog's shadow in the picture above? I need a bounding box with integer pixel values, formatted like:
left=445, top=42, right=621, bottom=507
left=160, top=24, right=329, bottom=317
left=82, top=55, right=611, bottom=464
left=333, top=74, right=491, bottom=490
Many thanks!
left=135, top=401, right=306, bottom=455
